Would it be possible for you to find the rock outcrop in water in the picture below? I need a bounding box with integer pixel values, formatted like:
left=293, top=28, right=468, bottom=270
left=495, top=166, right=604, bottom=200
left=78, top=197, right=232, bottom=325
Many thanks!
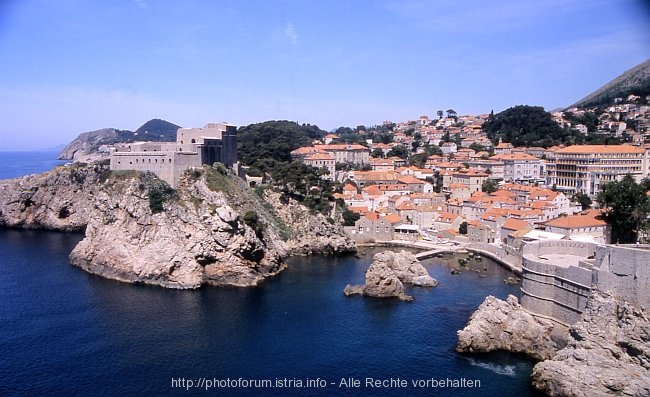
left=0, top=164, right=355, bottom=288
left=531, top=291, right=650, bottom=397
left=456, top=295, right=557, bottom=361
left=344, top=250, right=437, bottom=301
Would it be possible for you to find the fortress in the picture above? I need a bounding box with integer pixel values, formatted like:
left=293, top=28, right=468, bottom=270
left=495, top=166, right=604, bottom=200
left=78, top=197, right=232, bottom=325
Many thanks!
left=520, top=240, right=650, bottom=327
left=109, top=122, right=237, bottom=187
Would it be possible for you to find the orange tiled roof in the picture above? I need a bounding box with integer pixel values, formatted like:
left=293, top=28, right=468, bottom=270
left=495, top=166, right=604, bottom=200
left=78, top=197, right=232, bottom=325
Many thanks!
left=554, top=144, right=644, bottom=154
left=545, top=215, right=607, bottom=229
left=501, top=218, right=531, bottom=231
left=384, top=213, right=402, bottom=223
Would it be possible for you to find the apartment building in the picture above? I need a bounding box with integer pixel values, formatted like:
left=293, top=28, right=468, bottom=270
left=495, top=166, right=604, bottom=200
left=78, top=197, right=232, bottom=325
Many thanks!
left=551, top=144, right=648, bottom=197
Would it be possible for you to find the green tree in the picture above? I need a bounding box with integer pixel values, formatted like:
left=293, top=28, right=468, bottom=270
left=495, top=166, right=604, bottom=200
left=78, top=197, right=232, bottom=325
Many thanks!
left=573, top=192, right=592, bottom=210
left=482, top=179, right=498, bottom=193
left=482, top=105, right=568, bottom=148
left=458, top=221, right=468, bottom=235
left=237, top=121, right=326, bottom=165
left=597, top=174, right=650, bottom=243
left=386, top=145, right=409, bottom=160
left=342, top=208, right=361, bottom=226
left=371, top=148, right=385, bottom=158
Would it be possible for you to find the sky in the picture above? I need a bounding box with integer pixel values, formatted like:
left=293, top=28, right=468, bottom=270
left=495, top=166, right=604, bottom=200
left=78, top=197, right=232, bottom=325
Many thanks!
left=0, top=0, right=649, bottom=150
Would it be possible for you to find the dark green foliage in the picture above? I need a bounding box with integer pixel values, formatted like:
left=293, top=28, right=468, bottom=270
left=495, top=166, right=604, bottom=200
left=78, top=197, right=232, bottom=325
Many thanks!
left=563, top=111, right=600, bottom=133
left=458, top=221, right=468, bottom=235
left=469, top=142, right=490, bottom=153
left=573, top=192, right=592, bottom=210
left=371, top=148, right=385, bottom=158
left=483, top=105, right=569, bottom=148
left=70, top=168, right=87, bottom=184
left=597, top=175, right=650, bottom=243
left=242, top=210, right=265, bottom=240
left=409, top=144, right=441, bottom=167
left=134, top=119, right=181, bottom=140
left=482, top=179, right=498, bottom=193
left=342, top=208, right=361, bottom=226
left=145, top=176, right=175, bottom=214
left=386, top=145, right=409, bottom=160
left=237, top=120, right=326, bottom=165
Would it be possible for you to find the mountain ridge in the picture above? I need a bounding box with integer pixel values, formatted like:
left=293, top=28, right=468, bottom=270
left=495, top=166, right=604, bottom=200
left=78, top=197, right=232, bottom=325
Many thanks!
left=57, top=118, right=180, bottom=161
left=569, top=60, right=650, bottom=109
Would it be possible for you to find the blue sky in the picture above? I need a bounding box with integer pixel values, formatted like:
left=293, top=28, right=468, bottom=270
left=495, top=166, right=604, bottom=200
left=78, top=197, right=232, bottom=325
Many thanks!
left=0, top=0, right=648, bottom=150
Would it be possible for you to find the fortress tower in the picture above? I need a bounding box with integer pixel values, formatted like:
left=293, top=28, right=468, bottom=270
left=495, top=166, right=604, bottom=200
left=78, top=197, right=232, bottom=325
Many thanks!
left=110, top=122, right=238, bottom=187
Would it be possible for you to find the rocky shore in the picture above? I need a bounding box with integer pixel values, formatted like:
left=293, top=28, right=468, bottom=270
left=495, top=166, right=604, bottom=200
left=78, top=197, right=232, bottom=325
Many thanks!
left=456, top=294, right=558, bottom=361
left=457, top=291, right=650, bottom=396
left=344, top=250, right=438, bottom=301
left=531, top=291, right=650, bottom=397
left=0, top=164, right=355, bottom=288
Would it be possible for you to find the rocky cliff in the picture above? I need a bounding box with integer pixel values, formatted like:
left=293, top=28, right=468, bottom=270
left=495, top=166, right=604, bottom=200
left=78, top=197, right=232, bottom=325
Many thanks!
left=0, top=163, right=104, bottom=231
left=0, top=164, right=355, bottom=288
left=531, top=291, right=650, bottom=397
left=456, top=295, right=558, bottom=361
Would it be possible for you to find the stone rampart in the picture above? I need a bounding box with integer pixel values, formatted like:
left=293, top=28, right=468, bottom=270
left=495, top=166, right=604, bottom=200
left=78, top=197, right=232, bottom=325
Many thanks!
left=521, top=240, right=597, bottom=326
left=592, top=245, right=650, bottom=310
left=521, top=240, right=650, bottom=326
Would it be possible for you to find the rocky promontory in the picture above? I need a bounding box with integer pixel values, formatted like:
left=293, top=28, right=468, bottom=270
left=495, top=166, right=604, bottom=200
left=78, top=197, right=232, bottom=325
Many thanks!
left=456, top=295, right=558, bottom=361
left=0, top=164, right=355, bottom=288
left=531, top=291, right=650, bottom=397
left=0, top=163, right=104, bottom=231
left=344, top=250, right=438, bottom=301
left=57, top=128, right=120, bottom=162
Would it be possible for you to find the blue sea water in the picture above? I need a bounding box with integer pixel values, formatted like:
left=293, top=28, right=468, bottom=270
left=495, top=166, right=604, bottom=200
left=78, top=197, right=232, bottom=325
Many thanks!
left=0, top=152, right=545, bottom=396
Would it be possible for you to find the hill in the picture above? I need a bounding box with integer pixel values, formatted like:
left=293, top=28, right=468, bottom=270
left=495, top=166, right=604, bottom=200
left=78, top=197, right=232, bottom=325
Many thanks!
left=237, top=120, right=326, bottom=165
left=135, top=119, right=181, bottom=141
left=570, top=60, right=650, bottom=108
left=58, top=119, right=180, bottom=161
left=482, top=105, right=569, bottom=148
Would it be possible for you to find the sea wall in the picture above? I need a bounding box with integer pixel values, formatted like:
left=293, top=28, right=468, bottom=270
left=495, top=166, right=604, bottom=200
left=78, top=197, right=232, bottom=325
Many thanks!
left=521, top=241, right=597, bottom=326
left=521, top=240, right=650, bottom=326
left=592, top=245, right=650, bottom=310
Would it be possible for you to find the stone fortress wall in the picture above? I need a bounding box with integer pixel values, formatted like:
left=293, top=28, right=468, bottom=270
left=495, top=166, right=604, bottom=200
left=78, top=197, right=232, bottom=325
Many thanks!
left=521, top=240, right=650, bottom=327
left=110, top=123, right=237, bottom=187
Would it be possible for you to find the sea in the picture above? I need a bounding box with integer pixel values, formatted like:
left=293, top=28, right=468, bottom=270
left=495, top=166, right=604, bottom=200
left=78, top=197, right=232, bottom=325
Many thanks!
left=0, top=151, right=544, bottom=396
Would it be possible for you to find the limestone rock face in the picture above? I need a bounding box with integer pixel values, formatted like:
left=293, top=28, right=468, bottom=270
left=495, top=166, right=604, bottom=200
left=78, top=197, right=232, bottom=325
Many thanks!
left=456, top=295, right=557, bottom=361
left=362, top=262, right=409, bottom=300
left=0, top=164, right=356, bottom=289
left=344, top=250, right=438, bottom=301
left=374, top=250, right=438, bottom=287
left=69, top=173, right=284, bottom=289
left=263, top=191, right=356, bottom=256
left=531, top=291, right=650, bottom=397
left=0, top=164, right=104, bottom=231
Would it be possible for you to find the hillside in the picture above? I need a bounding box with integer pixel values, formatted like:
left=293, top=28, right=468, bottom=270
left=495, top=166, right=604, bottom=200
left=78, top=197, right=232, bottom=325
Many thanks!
left=58, top=119, right=180, bottom=161
left=237, top=120, right=326, bottom=165
left=570, top=59, right=650, bottom=108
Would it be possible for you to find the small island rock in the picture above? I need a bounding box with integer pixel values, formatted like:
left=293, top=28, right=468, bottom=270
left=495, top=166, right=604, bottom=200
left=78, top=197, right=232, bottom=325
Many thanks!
left=456, top=295, right=557, bottom=361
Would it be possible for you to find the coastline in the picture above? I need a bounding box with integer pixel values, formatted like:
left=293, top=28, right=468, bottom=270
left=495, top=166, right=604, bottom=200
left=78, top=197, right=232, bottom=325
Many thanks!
left=355, top=239, right=522, bottom=275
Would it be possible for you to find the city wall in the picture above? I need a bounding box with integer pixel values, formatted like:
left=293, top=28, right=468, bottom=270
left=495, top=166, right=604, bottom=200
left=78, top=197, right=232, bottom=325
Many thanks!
left=521, top=240, right=650, bottom=327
